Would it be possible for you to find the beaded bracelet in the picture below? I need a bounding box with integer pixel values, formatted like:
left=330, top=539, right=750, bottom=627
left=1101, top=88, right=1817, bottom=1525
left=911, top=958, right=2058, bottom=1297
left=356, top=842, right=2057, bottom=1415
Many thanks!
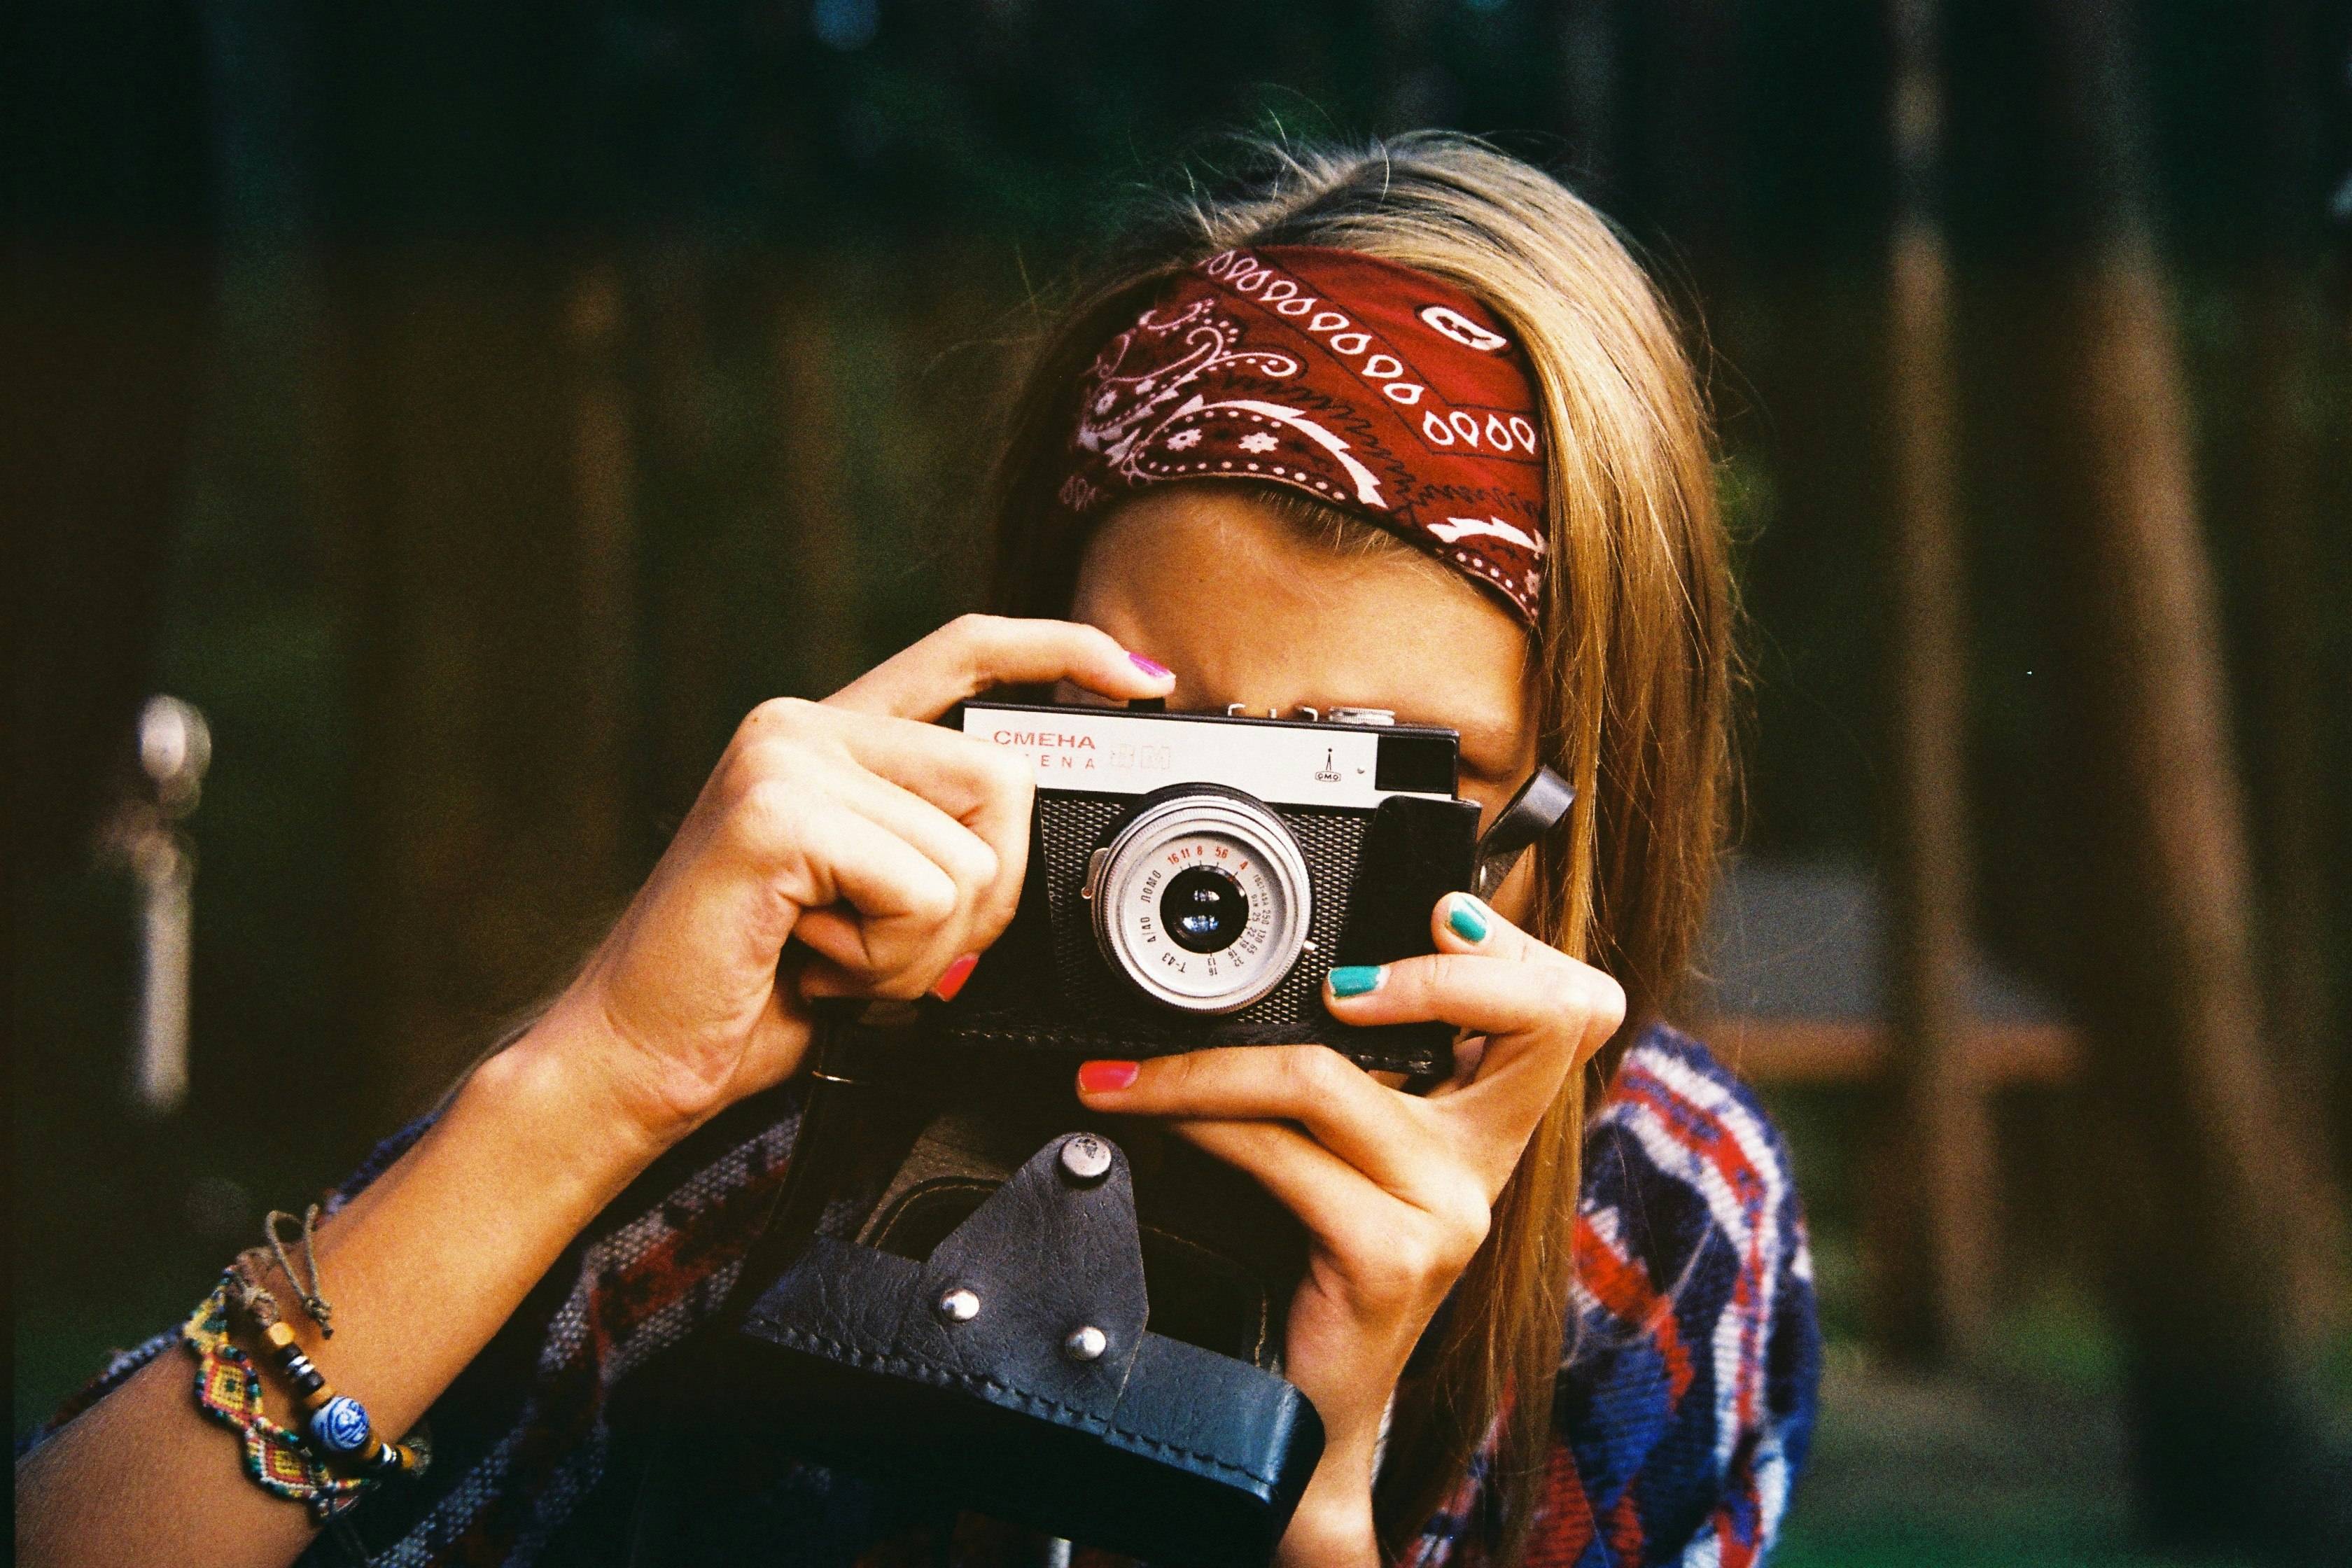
left=226, top=1253, right=428, bottom=1479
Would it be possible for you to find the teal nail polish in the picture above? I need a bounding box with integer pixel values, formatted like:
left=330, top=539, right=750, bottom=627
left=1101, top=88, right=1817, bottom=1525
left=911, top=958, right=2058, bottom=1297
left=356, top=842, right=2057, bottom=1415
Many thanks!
left=1327, top=965, right=1385, bottom=999
left=1446, top=896, right=1490, bottom=944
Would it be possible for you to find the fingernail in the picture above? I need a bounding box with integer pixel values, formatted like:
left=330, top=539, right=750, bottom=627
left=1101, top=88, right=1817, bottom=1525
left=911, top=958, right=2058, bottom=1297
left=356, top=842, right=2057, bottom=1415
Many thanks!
left=1446, top=895, right=1490, bottom=944
left=1077, top=1059, right=1140, bottom=1093
left=1326, top=965, right=1385, bottom=999
left=1128, top=652, right=1172, bottom=680
left=931, top=953, right=979, bottom=1002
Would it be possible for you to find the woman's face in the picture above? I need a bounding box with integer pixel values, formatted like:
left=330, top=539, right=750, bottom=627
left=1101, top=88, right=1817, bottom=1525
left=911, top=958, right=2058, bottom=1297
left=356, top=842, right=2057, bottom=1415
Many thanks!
left=1069, top=485, right=1541, bottom=925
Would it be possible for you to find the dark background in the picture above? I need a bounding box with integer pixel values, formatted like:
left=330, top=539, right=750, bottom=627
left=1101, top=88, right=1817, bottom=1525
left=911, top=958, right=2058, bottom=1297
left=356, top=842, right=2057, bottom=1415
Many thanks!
left=12, top=1, right=2352, bottom=1561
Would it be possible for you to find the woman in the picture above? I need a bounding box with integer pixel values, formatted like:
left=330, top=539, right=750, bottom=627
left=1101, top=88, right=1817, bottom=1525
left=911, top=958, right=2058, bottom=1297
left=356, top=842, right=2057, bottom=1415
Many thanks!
left=19, top=134, right=1817, bottom=1567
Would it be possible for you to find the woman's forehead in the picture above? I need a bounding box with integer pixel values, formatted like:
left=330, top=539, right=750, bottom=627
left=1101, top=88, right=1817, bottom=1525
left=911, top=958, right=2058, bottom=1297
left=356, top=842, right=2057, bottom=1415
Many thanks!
left=1069, top=487, right=1533, bottom=775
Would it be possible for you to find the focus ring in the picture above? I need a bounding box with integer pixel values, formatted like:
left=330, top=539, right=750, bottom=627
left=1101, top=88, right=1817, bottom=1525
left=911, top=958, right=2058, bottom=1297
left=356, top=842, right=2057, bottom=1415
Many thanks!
left=1088, top=791, right=1312, bottom=1014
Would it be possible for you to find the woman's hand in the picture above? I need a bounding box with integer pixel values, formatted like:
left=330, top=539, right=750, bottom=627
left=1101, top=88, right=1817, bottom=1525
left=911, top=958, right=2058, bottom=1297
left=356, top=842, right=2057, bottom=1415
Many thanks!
left=526, top=615, right=1174, bottom=1155
left=1073, top=893, right=1624, bottom=1567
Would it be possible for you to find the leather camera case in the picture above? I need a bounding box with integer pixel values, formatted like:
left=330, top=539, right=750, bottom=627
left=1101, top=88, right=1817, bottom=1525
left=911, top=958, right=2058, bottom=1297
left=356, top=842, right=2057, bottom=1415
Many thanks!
left=730, top=1131, right=1323, bottom=1564
left=630, top=1078, right=1327, bottom=1567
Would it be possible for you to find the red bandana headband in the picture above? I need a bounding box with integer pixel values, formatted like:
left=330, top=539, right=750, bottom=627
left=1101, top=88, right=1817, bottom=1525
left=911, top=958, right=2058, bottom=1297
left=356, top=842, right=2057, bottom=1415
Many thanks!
left=1058, top=245, right=1549, bottom=622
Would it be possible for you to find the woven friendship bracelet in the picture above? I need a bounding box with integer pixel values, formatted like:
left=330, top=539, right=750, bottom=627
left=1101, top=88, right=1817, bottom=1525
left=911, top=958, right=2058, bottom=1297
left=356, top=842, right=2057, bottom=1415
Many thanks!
left=183, top=1274, right=373, bottom=1521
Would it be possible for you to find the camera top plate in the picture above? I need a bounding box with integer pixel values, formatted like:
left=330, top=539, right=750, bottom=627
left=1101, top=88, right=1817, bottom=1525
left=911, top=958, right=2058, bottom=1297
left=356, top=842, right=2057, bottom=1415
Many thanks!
left=958, top=700, right=1458, bottom=810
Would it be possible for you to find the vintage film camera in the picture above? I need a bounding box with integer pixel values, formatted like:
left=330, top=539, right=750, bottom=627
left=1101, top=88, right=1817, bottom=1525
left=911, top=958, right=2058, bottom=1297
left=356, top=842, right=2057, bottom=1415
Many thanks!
left=934, top=698, right=1520, bottom=1076
left=631, top=701, right=1572, bottom=1567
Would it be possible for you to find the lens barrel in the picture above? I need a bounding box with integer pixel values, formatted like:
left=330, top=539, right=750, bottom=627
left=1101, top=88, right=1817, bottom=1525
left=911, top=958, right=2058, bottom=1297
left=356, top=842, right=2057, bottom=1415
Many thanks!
left=1088, top=790, right=1311, bottom=1014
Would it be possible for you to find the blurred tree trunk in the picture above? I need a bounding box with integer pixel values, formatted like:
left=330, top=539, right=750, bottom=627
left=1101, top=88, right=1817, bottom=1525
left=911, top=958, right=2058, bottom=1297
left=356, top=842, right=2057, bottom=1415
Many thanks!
left=910, top=246, right=1015, bottom=618
left=2239, top=0, right=2338, bottom=1198
left=774, top=261, right=864, bottom=699
left=327, top=253, right=638, bottom=1116
left=303, top=8, right=644, bottom=1119
left=6, top=1, right=214, bottom=882
left=6, top=253, right=208, bottom=870
left=567, top=262, right=640, bottom=891
left=1876, top=0, right=1994, bottom=1368
left=636, top=241, right=727, bottom=820
left=2037, top=0, right=2348, bottom=1549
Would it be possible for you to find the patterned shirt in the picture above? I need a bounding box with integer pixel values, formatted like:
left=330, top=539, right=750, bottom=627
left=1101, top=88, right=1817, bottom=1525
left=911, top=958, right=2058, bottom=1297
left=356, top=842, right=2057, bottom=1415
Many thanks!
left=32, top=1023, right=1818, bottom=1567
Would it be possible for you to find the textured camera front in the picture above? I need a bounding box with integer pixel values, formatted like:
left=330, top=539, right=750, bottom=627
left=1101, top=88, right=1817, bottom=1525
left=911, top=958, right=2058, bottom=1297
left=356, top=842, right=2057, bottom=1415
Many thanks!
left=1038, top=794, right=1368, bottom=1036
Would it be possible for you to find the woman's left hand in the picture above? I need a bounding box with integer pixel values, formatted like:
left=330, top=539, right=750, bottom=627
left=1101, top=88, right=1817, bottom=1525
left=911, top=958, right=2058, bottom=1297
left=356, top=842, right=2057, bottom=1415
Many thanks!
left=1074, top=892, right=1625, bottom=1567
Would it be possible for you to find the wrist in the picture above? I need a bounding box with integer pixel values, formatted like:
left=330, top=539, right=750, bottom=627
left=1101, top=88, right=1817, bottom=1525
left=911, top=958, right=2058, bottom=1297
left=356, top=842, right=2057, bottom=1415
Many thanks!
left=1278, top=1484, right=1381, bottom=1568
left=1278, top=1413, right=1385, bottom=1568
left=458, top=1018, right=675, bottom=1206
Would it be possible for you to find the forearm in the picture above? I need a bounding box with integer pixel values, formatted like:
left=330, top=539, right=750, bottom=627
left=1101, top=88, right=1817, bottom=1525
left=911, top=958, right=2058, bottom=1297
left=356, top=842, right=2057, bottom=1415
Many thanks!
left=15, top=1017, right=665, bottom=1568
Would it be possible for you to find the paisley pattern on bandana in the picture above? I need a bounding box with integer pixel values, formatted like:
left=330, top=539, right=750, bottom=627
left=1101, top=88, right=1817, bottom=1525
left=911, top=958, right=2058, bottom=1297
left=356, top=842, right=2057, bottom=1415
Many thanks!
left=1061, top=246, right=1550, bottom=622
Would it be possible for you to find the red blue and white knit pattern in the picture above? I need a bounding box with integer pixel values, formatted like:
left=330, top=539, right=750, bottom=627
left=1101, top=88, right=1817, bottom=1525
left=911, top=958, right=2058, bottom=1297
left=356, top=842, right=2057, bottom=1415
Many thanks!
left=1402, top=1026, right=1820, bottom=1567
left=31, top=1023, right=1818, bottom=1567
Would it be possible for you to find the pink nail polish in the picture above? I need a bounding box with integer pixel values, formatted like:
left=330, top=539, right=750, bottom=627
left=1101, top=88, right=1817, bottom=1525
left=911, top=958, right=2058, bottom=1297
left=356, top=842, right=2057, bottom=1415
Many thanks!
left=931, top=953, right=979, bottom=1002
left=1128, top=652, right=1172, bottom=680
left=1077, top=1059, right=1140, bottom=1093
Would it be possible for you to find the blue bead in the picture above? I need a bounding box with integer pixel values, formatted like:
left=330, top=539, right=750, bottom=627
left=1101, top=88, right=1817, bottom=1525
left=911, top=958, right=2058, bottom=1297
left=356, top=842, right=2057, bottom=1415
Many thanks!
left=310, top=1395, right=371, bottom=1455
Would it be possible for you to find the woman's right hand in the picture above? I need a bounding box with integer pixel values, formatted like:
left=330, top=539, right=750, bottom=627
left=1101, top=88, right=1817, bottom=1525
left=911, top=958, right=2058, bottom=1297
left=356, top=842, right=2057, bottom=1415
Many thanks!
left=522, top=615, right=1174, bottom=1155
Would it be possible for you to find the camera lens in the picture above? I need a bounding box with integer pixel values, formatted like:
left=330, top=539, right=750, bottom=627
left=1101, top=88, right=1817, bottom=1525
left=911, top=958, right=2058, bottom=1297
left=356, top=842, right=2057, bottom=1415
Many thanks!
left=1090, top=789, right=1312, bottom=1014
left=1161, top=866, right=1249, bottom=954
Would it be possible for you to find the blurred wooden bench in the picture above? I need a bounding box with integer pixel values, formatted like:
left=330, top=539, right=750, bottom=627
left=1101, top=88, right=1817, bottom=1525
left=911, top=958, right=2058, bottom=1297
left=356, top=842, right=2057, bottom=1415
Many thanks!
left=1705, top=1015, right=2079, bottom=1087
left=1688, top=860, right=2078, bottom=1091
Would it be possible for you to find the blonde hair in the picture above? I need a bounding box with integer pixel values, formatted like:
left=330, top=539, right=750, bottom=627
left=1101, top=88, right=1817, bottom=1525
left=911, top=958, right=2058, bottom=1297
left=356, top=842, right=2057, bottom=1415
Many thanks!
left=986, top=133, right=1734, bottom=1564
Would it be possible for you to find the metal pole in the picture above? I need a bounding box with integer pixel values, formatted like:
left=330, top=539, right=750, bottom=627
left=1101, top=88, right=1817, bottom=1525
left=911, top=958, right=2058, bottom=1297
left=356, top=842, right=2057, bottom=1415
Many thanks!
left=115, top=694, right=209, bottom=1116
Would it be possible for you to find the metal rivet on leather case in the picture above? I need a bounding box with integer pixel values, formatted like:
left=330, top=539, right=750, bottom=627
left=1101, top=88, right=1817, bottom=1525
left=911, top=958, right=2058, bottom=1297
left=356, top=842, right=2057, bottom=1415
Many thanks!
left=1058, top=1134, right=1112, bottom=1184
left=938, top=1288, right=980, bottom=1322
left=1063, top=1325, right=1107, bottom=1362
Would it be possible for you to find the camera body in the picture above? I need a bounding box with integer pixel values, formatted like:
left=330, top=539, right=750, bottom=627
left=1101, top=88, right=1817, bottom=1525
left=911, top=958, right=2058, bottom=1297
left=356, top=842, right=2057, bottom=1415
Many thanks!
left=935, top=699, right=1482, bottom=1078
